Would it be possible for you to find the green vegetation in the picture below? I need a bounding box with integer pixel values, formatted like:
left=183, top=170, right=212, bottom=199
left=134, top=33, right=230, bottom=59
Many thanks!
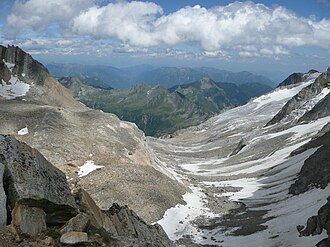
left=60, top=77, right=271, bottom=136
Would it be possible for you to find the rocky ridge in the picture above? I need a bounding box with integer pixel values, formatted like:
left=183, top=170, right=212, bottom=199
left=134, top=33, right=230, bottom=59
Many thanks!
left=266, top=69, right=329, bottom=126
left=0, top=134, right=173, bottom=246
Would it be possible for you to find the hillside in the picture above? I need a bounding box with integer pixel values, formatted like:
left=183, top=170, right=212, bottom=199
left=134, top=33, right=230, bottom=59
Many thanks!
left=60, top=77, right=272, bottom=136
left=0, top=45, right=186, bottom=224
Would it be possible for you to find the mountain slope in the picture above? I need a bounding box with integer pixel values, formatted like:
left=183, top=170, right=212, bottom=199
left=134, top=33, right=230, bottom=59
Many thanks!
left=60, top=77, right=272, bottom=136
left=147, top=68, right=330, bottom=246
left=0, top=45, right=186, bottom=223
left=47, top=63, right=275, bottom=89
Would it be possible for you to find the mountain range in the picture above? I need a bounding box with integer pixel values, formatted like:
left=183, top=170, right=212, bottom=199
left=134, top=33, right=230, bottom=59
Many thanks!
left=47, top=63, right=276, bottom=89
left=59, top=76, right=272, bottom=136
left=1, top=45, right=330, bottom=247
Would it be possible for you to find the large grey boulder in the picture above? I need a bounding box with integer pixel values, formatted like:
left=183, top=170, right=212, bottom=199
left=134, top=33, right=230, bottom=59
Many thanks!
left=0, top=135, right=78, bottom=225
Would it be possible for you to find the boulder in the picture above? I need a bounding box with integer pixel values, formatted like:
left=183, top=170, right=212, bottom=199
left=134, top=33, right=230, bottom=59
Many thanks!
left=0, top=135, right=78, bottom=225
left=60, top=231, right=88, bottom=245
left=76, top=189, right=118, bottom=235
left=105, top=203, right=174, bottom=247
left=11, top=203, right=46, bottom=237
left=299, top=197, right=330, bottom=246
left=0, top=163, right=6, bottom=226
left=60, top=213, right=90, bottom=234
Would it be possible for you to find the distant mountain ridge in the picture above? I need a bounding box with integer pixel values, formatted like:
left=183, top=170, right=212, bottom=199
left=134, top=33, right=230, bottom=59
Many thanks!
left=59, top=76, right=272, bottom=136
left=47, top=63, right=275, bottom=89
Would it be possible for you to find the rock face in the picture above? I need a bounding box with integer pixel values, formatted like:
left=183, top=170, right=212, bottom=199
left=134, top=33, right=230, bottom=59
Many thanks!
left=0, top=45, right=80, bottom=107
left=289, top=127, right=330, bottom=195
left=0, top=135, right=78, bottom=225
left=299, top=197, right=330, bottom=246
left=266, top=70, right=328, bottom=126
left=0, top=163, right=6, bottom=226
left=276, top=73, right=304, bottom=88
left=76, top=189, right=117, bottom=235
left=104, top=203, right=174, bottom=247
left=11, top=204, right=46, bottom=237
left=60, top=231, right=88, bottom=245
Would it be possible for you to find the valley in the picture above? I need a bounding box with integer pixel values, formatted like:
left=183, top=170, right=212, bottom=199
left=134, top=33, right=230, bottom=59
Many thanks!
left=0, top=45, right=329, bottom=247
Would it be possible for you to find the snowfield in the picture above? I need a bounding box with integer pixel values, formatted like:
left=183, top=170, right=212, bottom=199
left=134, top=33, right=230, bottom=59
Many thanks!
left=149, top=74, right=330, bottom=246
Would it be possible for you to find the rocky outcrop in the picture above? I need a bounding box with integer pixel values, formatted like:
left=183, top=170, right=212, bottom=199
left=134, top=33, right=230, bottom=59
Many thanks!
left=230, top=139, right=247, bottom=156
left=266, top=69, right=328, bottom=126
left=0, top=135, right=78, bottom=225
left=76, top=189, right=117, bottom=235
left=0, top=135, right=174, bottom=246
left=289, top=128, right=330, bottom=195
left=0, top=45, right=49, bottom=86
left=0, top=163, right=6, bottom=226
left=298, top=197, right=330, bottom=246
left=0, top=45, right=80, bottom=107
left=104, top=203, right=174, bottom=247
left=60, top=231, right=88, bottom=245
left=298, top=90, right=330, bottom=123
left=276, top=72, right=304, bottom=88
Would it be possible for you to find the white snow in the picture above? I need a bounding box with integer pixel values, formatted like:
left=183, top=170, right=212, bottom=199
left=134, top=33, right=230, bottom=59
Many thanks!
left=253, top=80, right=314, bottom=110
left=78, top=160, right=104, bottom=177
left=3, top=60, right=15, bottom=71
left=1, top=60, right=30, bottom=99
left=17, top=127, right=29, bottom=136
left=157, top=186, right=217, bottom=242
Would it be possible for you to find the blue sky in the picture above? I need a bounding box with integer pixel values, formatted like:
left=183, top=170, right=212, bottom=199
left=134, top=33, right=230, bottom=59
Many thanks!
left=0, top=0, right=330, bottom=82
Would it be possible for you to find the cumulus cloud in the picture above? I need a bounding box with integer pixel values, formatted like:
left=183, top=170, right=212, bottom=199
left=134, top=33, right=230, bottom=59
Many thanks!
left=7, top=0, right=94, bottom=31
left=5, top=0, right=330, bottom=58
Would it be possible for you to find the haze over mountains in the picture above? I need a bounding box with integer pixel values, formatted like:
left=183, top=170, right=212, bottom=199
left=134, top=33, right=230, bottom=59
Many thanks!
left=47, top=63, right=276, bottom=89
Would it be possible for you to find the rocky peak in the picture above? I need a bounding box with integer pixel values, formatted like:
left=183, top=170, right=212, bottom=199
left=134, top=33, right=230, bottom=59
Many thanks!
left=0, top=45, right=49, bottom=86
left=276, top=73, right=304, bottom=88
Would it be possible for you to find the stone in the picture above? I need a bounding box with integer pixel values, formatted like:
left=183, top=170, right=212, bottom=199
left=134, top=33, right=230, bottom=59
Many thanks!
left=60, top=231, right=88, bottom=245
left=104, top=203, right=174, bottom=247
left=76, top=189, right=118, bottom=236
left=0, top=135, right=78, bottom=225
left=60, top=213, right=90, bottom=234
left=11, top=203, right=46, bottom=237
left=40, top=236, right=54, bottom=246
left=0, top=163, right=6, bottom=226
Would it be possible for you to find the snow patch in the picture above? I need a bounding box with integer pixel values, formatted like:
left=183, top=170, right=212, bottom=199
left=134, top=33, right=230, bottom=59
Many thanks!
left=253, top=80, right=314, bottom=110
left=157, top=187, right=217, bottom=241
left=78, top=160, right=104, bottom=177
left=17, top=127, right=29, bottom=136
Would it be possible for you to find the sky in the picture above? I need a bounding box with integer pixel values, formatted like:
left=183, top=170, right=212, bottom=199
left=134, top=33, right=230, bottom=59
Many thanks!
left=0, top=0, right=330, bottom=82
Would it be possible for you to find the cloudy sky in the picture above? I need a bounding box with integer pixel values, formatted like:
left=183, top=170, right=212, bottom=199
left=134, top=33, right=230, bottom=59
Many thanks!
left=0, top=0, right=329, bottom=81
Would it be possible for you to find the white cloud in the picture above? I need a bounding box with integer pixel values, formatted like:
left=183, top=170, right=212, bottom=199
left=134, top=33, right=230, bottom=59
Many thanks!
left=5, top=1, right=330, bottom=58
left=7, top=0, right=94, bottom=32
left=72, top=1, right=163, bottom=47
